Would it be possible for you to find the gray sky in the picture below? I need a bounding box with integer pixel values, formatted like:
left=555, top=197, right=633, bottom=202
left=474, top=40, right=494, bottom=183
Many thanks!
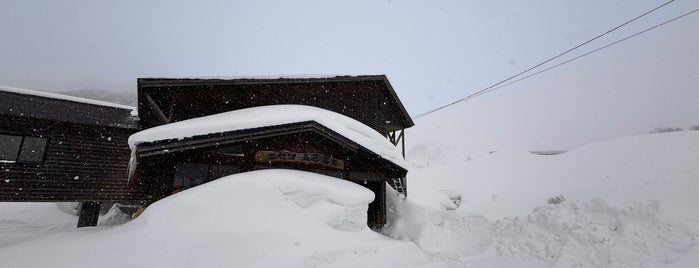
left=1, top=0, right=698, bottom=148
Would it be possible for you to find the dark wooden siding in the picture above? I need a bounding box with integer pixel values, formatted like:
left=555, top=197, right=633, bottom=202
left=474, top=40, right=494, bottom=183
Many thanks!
left=139, top=79, right=397, bottom=134
left=0, top=115, right=148, bottom=202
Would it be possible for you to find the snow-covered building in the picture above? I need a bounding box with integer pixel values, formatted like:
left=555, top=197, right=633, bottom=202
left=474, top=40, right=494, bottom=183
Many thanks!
left=0, top=76, right=413, bottom=228
left=0, top=86, right=140, bottom=226
left=131, top=76, right=414, bottom=228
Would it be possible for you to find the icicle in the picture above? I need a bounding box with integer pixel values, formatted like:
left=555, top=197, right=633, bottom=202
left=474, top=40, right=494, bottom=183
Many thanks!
left=127, top=142, right=137, bottom=183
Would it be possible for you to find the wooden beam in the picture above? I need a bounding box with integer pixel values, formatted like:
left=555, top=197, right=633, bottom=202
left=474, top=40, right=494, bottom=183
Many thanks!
left=144, top=93, right=171, bottom=125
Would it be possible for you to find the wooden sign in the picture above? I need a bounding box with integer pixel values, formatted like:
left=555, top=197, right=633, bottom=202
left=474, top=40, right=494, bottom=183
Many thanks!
left=255, top=150, right=344, bottom=169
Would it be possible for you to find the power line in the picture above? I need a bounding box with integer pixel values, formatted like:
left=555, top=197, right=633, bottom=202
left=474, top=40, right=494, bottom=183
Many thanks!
left=472, top=7, right=699, bottom=100
left=412, top=0, right=677, bottom=119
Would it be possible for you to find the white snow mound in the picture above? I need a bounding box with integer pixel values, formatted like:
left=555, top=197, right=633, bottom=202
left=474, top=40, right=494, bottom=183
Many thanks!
left=407, top=131, right=699, bottom=228
left=385, top=188, right=698, bottom=267
left=0, top=170, right=430, bottom=268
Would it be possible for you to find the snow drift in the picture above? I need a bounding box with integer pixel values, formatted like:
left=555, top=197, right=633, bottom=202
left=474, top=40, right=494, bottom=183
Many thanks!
left=385, top=187, right=697, bottom=267
left=407, top=131, right=699, bottom=229
left=0, top=170, right=429, bottom=268
left=2, top=131, right=698, bottom=267
left=0, top=203, right=77, bottom=247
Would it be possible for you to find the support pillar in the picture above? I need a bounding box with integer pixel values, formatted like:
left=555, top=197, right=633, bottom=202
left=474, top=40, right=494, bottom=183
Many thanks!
left=77, top=201, right=101, bottom=227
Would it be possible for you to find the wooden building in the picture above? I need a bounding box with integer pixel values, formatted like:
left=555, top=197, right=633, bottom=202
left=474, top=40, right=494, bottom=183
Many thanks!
left=1, top=75, right=414, bottom=228
left=132, top=76, right=414, bottom=228
left=137, top=76, right=412, bottom=151
left=0, top=86, right=141, bottom=225
left=130, top=105, right=408, bottom=228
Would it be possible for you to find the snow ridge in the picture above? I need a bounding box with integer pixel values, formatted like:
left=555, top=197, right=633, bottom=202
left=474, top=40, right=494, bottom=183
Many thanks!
left=385, top=192, right=698, bottom=267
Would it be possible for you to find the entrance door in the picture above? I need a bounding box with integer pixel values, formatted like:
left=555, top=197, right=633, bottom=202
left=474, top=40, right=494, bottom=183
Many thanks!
left=349, top=172, right=385, bottom=229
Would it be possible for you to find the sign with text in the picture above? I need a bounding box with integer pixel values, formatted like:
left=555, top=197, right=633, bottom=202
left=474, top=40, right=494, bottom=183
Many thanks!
left=254, top=150, right=344, bottom=169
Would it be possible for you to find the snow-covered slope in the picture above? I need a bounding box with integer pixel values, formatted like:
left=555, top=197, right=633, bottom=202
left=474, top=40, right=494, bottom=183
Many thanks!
left=400, top=129, right=699, bottom=266
left=407, top=131, right=699, bottom=229
left=0, top=203, right=77, bottom=247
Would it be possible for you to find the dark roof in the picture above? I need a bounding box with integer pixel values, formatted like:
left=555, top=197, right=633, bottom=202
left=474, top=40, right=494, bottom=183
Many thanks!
left=0, top=87, right=138, bottom=129
left=137, top=75, right=414, bottom=133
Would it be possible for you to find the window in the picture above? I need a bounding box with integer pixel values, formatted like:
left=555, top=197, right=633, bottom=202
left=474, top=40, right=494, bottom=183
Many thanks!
left=0, top=134, right=48, bottom=164
left=173, top=162, right=209, bottom=192
left=18, top=137, right=48, bottom=163
left=0, top=134, right=22, bottom=162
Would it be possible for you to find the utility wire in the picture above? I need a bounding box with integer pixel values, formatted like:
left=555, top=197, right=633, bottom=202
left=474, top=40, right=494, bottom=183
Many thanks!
left=413, top=0, right=677, bottom=119
left=470, top=7, right=699, bottom=100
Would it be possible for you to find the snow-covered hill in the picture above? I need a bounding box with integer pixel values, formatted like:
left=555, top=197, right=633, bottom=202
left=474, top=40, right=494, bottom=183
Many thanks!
left=407, top=131, right=699, bottom=229
left=397, top=129, right=699, bottom=266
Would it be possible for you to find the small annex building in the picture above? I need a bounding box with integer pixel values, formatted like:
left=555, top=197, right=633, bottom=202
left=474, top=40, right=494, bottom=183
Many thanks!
left=0, top=86, right=140, bottom=225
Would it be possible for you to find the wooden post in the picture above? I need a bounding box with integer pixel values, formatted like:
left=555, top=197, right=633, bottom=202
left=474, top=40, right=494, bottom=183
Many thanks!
left=77, top=201, right=101, bottom=227
left=400, top=129, right=405, bottom=158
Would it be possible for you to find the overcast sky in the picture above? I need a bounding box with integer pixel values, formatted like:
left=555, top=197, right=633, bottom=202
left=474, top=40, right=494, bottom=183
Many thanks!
left=1, top=0, right=697, bottom=148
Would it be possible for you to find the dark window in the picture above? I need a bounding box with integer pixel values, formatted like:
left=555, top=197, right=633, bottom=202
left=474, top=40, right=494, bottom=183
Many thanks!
left=0, top=134, right=48, bottom=164
left=209, top=165, right=240, bottom=180
left=173, top=162, right=209, bottom=192
left=0, top=134, right=22, bottom=162
left=18, top=137, right=49, bottom=163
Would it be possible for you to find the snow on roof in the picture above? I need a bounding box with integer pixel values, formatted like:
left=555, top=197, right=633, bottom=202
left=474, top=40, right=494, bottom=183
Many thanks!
left=138, top=74, right=374, bottom=81
left=129, top=104, right=407, bottom=169
left=0, top=85, right=136, bottom=112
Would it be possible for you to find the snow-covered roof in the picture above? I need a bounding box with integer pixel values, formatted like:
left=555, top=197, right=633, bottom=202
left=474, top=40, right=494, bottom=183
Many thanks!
left=0, top=85, right=135, bottom=111
left=0, top=85, right=138, bottom=129
left=129, top=105, right=407, bottom=169
left=139, top=74, right=348, bottom=80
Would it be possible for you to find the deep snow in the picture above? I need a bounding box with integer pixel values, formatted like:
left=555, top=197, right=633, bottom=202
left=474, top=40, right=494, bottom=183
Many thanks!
left=0, top=170, right=439, bottom=268
left=1, top=131, right=697, bottom=267
left=407, top=131, right=699, bottom=229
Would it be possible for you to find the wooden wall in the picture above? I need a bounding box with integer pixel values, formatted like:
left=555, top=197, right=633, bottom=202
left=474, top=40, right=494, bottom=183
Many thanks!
left=133, top=129, right=398, bottom=226
left=0, top=115, right=148, bottom=202
left=139, top=80, right=391, bottom=134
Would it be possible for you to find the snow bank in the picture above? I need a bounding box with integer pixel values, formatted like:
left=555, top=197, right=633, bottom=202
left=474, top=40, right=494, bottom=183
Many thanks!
left=399, top=130, right=699, bottom=266
left=128, top=104, right=406, bottom=169
left=0, top=203, right=77, bottom=247
left=493, top=198, right=696, bottom=267
left=0, top=170, right=431, bottom=268
left=385, top=188, right=698, bottom=267
left=407, top=131, right=699, bottom=229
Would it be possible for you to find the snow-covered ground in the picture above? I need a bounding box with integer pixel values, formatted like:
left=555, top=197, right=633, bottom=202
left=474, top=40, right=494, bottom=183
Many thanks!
left=1, top=131, right=697, bottom=267
left=408, top=131, right=699, bottom=226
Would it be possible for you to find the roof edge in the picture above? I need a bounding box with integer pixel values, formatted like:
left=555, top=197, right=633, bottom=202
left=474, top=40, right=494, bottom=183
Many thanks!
left=0, top=85, right=136, bottom=111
